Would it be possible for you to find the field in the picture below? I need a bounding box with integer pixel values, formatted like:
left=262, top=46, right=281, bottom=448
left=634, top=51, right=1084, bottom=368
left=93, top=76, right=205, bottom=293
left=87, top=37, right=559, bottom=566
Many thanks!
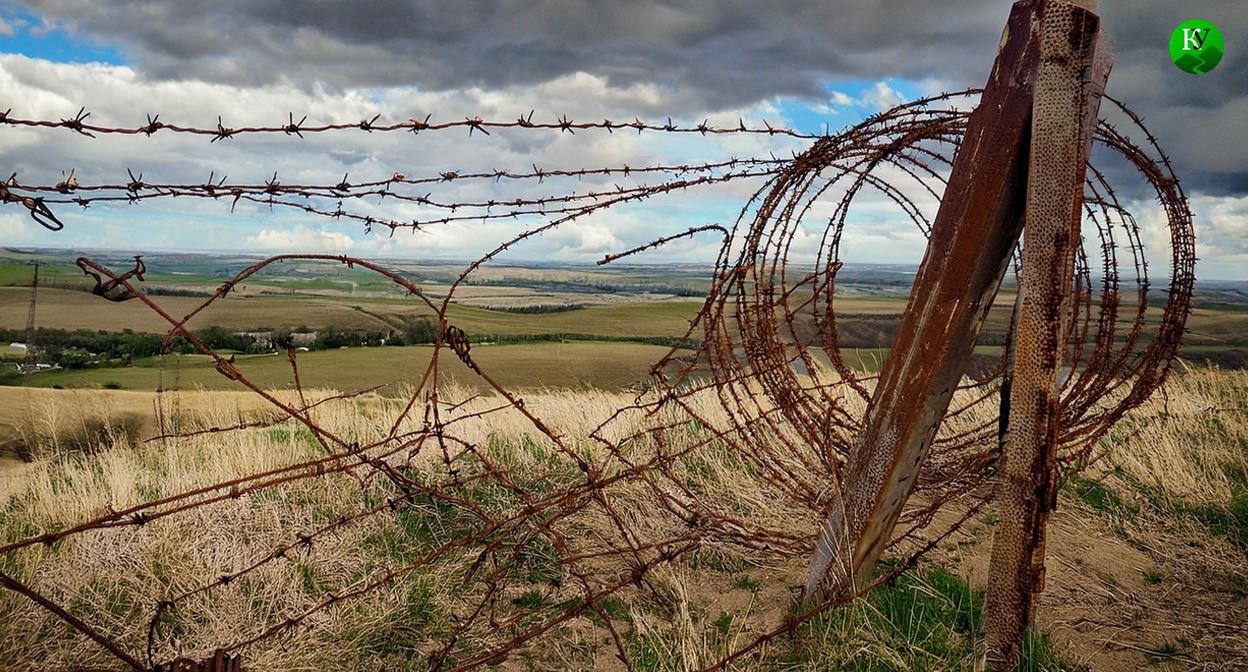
left=0, top=250, right=937, bottom=394
left=0, top=286, right=707, bottom=339
left=13, top=341, right=677, bottom=393
left=6, top=251, right=1248, bottom=396
left=1, top=370, right=1246, bottom=670
left=2, top=249, right=1248, bottom=671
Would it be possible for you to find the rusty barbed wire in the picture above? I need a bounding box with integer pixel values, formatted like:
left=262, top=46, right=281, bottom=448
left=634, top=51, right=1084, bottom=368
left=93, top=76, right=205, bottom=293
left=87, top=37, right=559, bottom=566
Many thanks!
left=12, top=157, right=786, bottom=197
left=3, top=159, right=787, bottom=233
left=0, top=105, right=829, bottom=140
left=0, top=179, right=65, bottom=230
left=0, top=89, right=1194, bottom=672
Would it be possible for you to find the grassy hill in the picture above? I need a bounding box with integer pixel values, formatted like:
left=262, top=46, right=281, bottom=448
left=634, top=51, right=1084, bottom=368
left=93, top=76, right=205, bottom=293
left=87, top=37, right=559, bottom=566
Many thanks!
left=1, top=368, right=1244, bottom=670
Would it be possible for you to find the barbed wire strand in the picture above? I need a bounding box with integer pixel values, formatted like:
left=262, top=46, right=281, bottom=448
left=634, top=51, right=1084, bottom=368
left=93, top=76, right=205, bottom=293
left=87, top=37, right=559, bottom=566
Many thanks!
left=0, top=89, right=1194, bottom=672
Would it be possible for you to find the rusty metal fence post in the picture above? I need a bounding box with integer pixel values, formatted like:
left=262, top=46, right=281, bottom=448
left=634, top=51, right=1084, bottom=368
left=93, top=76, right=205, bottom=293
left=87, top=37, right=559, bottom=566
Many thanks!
left=983, top=1, right=1110, bottom=668
left=803, top=0, right=1045, bottom=602
left=804, top=6, right=1122, bottom=669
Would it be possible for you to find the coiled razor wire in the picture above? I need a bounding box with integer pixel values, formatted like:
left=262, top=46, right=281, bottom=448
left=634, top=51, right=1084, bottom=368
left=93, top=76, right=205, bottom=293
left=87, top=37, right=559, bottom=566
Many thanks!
left=0, top=90, right=1193, bottom=671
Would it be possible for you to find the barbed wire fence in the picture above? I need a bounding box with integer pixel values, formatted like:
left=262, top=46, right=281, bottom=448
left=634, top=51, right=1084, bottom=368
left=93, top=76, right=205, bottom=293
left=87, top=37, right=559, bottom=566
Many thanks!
left=0, top=83, right=1193, bottom=672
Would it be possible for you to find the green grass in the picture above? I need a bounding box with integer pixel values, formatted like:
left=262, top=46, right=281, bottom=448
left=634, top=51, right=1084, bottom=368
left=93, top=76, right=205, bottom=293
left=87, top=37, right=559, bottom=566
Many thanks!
left=1185, top=493, right=1248, bottom=551
left=0, top=263, right=39, bottom=286
left=345, top=579, right=448, bottom=663
left=732, top=575, right=761, bottom=592
left=14, top=341, right=675, bottom=393
left=0, top=261, right=93, bottom=290
left=626, top=629, right=684, bottom=671
left=595, top=596, right=632, bottom=623
left=1145, top=640, right=1186, bottom=662
left=1067, top=475, right=1137, bottom=516
left=512, top=590, right=554, bottom=610
left=742, top=567, right=1084, bottom=671
left=265, top=426, right=322, bottom=449
left=1019, top=630, right=1088, bottom=672
left=1077, top=464, right=1248, bottom=554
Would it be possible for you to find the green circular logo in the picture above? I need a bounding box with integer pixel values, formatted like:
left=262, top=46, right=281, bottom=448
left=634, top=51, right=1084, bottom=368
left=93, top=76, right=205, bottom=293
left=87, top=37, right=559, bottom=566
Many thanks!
left=1170, top=19, right=1223, bottom=74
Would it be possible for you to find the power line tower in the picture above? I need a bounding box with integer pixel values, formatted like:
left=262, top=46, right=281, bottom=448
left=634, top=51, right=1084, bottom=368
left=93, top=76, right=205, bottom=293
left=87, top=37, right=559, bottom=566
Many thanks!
left=22, top=264, right=38, bottom=372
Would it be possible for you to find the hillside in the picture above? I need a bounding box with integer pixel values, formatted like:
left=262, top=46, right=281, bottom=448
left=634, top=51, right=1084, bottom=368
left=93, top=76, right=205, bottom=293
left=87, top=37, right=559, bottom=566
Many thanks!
left=1, top=367, right=1244, bottom=670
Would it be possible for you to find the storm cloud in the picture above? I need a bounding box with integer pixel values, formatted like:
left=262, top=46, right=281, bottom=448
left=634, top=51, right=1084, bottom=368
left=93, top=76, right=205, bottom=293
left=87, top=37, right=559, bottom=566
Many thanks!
left=10, top=0, right=1245, bottom=194
left=1, top=1, right=1244, bottom=275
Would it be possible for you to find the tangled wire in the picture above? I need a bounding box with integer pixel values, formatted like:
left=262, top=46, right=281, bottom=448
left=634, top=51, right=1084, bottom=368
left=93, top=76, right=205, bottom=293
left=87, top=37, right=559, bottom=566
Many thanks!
left=0, top=89, right=1193, bottom=671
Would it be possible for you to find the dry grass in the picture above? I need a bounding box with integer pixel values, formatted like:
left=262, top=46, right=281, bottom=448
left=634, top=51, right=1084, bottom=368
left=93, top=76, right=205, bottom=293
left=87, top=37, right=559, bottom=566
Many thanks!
left=1091, top=364, right=1248, bottom=505
left=1016, top=365, right=1248, bottom=671
left=1, top=368, right=1245, bottom=670
left=0, top=384, right=791, bottom=670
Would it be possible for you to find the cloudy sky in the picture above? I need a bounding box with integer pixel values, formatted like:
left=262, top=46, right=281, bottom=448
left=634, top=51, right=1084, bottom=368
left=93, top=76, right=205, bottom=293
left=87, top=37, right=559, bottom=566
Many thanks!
left=0, top=0, right=1244, bottom=278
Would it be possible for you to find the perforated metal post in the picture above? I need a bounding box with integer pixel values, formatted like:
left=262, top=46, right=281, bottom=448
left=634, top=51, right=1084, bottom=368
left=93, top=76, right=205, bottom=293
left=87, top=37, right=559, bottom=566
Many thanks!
left=982, top=1, right=1110, bottom=669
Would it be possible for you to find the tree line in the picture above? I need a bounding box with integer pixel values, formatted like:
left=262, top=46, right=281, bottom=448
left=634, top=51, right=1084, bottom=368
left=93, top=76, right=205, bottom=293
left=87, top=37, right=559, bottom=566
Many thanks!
left=1, top=317, right=440, bottom=370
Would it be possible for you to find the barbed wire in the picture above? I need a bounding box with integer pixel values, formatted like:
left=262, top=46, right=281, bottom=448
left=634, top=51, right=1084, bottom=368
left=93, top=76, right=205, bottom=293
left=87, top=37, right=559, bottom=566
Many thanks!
left=6, top=162, right=787, bottom=234
left=0, top=106, right=830, bottom=140
left=0, top=89, right=1194, bottom=672
left=5, top=158, right=801, bottom=237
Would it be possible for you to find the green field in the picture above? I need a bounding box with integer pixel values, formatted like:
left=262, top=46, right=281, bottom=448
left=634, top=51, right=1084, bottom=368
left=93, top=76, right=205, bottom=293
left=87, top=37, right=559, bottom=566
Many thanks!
left=4, top=249, right=1248, bottom=394
left=17, top=341, right=676, bottom=393
left=0, top=253, right=716, bottom=298
left=0, top=286, right=704, bottom=337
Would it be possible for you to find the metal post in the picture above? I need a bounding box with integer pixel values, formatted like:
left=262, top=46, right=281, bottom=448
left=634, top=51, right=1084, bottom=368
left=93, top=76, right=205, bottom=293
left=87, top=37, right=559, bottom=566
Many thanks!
left=982, top=1, right=1110, bottom=668
left=803, top=0, right=1046, bottom=602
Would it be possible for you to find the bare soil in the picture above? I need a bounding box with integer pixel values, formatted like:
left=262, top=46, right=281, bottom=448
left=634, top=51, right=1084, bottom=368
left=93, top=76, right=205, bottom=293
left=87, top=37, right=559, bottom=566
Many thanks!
left=931, top=503, right=1248, bottom=671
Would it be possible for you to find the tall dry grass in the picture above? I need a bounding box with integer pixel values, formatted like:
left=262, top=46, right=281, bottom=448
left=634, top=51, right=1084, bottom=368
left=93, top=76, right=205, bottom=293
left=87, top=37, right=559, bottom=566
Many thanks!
left=1, top=383, right=798, bottom=669
left=1090, top=365, right=1248, bottom=506
left=1, top=367, right=1244, bottom=670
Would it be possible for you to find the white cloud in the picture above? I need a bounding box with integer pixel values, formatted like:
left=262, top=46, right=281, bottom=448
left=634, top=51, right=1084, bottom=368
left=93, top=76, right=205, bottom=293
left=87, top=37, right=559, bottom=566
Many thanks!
left=861, top=81, right=906, bottom=112
left=245, top=225, right=355, bottom=252
left=1086, top=191, right=1248, bottom=282
left=546, top=221, right=623, bottom=259
left=28, top=16, right=56, bottom=39
left=1187, top=193, right=1248, bottom=279
left=809, top=90, right=859, bottom=116
left=0, top=212, right=34, bottom=243
left=0, top=54, right=803, bottom=264
left=359, top=219, right=524, bottom=258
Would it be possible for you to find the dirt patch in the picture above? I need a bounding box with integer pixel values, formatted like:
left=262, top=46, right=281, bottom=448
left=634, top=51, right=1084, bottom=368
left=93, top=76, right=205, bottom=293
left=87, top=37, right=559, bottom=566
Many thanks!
left=931, top=501, right=1248, bottom=671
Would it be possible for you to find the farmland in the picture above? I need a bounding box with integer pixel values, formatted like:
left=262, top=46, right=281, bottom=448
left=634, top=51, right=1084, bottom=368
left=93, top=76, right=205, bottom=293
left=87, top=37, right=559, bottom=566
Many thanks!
left=1, top=248, right=1247, bottom=671
left=13, top=341, right=677, bottom=393
left=5, top=248, right=1248, bottom=395
left=0, top=249, right=920, bottom=393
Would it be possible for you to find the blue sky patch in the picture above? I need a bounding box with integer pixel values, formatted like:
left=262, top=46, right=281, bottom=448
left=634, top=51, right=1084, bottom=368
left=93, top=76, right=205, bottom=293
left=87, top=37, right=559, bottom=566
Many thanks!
left=773, top=78, right=927, bottom=136
left=0, top=2, right=125, bottom=65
